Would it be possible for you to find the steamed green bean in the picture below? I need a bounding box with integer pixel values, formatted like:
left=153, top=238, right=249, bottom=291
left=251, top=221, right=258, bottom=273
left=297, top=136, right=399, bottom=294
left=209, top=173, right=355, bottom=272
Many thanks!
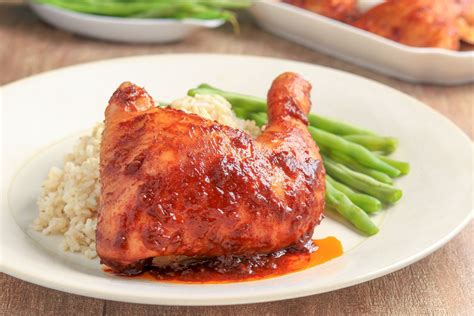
left=343, top=134, right=398, bottom=154
left=326, top=181, right=379, bottom=235
left=323, top=157, right=402, bottom=203
left=326, top=175, right=382, bottom=213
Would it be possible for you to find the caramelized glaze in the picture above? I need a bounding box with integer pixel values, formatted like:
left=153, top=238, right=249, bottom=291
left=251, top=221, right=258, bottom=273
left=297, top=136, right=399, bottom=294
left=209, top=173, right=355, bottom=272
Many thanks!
left=97, top=74, right=326, bottom=274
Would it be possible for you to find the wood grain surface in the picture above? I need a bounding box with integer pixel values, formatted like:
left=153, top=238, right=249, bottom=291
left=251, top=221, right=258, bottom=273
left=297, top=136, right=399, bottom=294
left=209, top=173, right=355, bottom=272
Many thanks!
left=1, top=2, right=473, bottom=315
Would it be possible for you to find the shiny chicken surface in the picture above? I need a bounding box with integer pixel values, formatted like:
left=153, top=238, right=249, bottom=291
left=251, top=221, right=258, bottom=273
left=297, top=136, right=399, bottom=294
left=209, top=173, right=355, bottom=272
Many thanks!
left=283, top=0, right=357, bottom=21
left=352, top=0, right=474, bottom=50
left=96, top=73, right=325, bottom=273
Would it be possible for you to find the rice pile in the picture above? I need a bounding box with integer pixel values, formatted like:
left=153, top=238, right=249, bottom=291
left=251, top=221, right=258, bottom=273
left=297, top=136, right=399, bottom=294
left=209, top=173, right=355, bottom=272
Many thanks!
left=32, top=95, right=261, bottom=258
left=171, top=94, right=261, bottom=136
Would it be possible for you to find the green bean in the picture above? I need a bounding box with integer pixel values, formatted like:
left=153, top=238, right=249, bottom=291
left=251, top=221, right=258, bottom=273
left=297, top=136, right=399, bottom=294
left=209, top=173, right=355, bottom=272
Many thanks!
left=34, top=0, right=251, bottom=23
left=326, top=175, right=382, bottom=213
left=308, top=127, right=400, bottom=177
left=321, top=148, right=394, bottom=184
left=377, top=155, right=410, bottom=175
left=135, top=4, right=225, bottom=19
left=308, top=115, right=374, bottom=136
left=325, top=180, right=379, bottom=235
left=234, top=107, right=249, bottom=121
left=343, top=135, right=398, bottom=154
left=36, top=0, right=181, bottom=16
left=249, top=112, right=267, bottom=127
left=194, top=0, right=253, bottom=9
left=323, top=157, right=402, bottom=203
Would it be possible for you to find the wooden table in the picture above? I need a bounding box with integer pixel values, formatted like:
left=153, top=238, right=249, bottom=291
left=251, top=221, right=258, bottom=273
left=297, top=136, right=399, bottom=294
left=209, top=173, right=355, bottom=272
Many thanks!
left=1, top=2, right=473, bottom=315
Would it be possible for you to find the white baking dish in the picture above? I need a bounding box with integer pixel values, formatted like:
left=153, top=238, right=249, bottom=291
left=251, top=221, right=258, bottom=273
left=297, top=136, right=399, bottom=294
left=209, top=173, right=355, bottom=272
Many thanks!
left=250, top=1, right=474, bottom=85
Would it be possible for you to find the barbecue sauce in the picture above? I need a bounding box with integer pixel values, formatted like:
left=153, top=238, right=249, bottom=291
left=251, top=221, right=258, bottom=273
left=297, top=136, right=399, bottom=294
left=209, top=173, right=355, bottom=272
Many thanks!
left=105, top=237, right=342, bottom=284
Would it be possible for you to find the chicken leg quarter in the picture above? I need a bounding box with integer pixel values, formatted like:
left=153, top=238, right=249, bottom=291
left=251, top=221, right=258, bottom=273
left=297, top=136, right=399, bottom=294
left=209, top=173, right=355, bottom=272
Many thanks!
left=96, top=72, right=326, bottom=273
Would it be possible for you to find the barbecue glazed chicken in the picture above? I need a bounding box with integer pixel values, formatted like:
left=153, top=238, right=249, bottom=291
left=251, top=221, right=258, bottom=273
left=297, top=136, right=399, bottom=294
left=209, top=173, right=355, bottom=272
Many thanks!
left=96, top=73, right=325, bottom=274
left=352, top=0, right=474, bottom=50
left=283, top=0, right=357, bottom=21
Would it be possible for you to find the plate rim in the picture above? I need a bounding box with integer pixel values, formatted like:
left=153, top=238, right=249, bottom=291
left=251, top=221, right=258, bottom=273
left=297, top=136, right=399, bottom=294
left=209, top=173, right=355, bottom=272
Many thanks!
left=1, top=54, right=473, bottom=305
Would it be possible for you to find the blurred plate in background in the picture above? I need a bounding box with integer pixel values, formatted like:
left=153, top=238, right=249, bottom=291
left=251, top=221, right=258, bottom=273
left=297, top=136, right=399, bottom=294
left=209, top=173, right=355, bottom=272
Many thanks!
left=29, top=1, right=225, bottom=43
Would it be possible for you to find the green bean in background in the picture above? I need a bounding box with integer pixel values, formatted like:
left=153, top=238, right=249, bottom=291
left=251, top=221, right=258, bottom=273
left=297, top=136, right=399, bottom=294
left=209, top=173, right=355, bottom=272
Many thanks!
left=34, top=0, right=251, bottom=28
left=35, top=0, right=191, bottom=16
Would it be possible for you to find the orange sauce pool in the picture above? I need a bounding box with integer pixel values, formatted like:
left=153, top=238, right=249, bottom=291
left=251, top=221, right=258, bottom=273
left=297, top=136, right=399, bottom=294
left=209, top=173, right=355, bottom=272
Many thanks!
left=105, top=237, right=343, bottom=284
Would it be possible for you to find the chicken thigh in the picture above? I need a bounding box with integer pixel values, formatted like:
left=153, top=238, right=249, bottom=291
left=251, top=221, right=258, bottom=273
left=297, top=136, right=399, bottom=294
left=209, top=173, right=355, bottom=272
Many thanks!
left=96, top=73, right=325, bottom=274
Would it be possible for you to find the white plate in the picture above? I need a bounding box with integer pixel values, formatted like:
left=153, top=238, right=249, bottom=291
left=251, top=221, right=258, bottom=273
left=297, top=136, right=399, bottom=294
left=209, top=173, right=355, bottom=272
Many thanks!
left=250, top=1, right=474, bottom=85
left=1, top=54, right=472, bottom=306
left=28, top=2, right=225, bottom=43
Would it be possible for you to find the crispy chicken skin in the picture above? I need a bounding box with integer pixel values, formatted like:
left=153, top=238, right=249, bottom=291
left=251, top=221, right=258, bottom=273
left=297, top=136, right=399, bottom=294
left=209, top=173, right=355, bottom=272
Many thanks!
left=96, top=73, right=325, bottom=273
left=352, top=0, right=474, bottom=50
left=284, top=0, right=357, bottom=21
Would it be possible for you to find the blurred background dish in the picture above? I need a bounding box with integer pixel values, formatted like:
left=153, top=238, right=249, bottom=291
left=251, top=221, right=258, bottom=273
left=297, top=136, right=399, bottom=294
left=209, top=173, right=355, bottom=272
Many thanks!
left=28, top=1, right=230, bottom=43
left=250, top=0, right=474, bottom=84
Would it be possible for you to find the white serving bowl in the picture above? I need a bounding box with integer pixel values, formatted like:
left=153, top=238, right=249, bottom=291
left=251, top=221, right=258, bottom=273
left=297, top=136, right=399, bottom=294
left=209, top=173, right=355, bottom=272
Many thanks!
left=29, top=1, right=225, bottom=43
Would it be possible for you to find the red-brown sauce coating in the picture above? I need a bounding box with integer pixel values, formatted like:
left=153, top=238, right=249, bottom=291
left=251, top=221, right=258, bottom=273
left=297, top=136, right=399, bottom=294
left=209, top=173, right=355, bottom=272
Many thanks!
left=98, top=108, right=325, bottom=272
left=104, top=237, right=342, bottom=283
left=97, top=76, right=326, bottom=273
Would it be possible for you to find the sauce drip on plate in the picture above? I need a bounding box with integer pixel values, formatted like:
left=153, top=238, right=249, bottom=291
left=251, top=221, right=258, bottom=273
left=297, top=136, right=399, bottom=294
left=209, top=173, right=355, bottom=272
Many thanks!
left=105, top=237, right=342, bottom=283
